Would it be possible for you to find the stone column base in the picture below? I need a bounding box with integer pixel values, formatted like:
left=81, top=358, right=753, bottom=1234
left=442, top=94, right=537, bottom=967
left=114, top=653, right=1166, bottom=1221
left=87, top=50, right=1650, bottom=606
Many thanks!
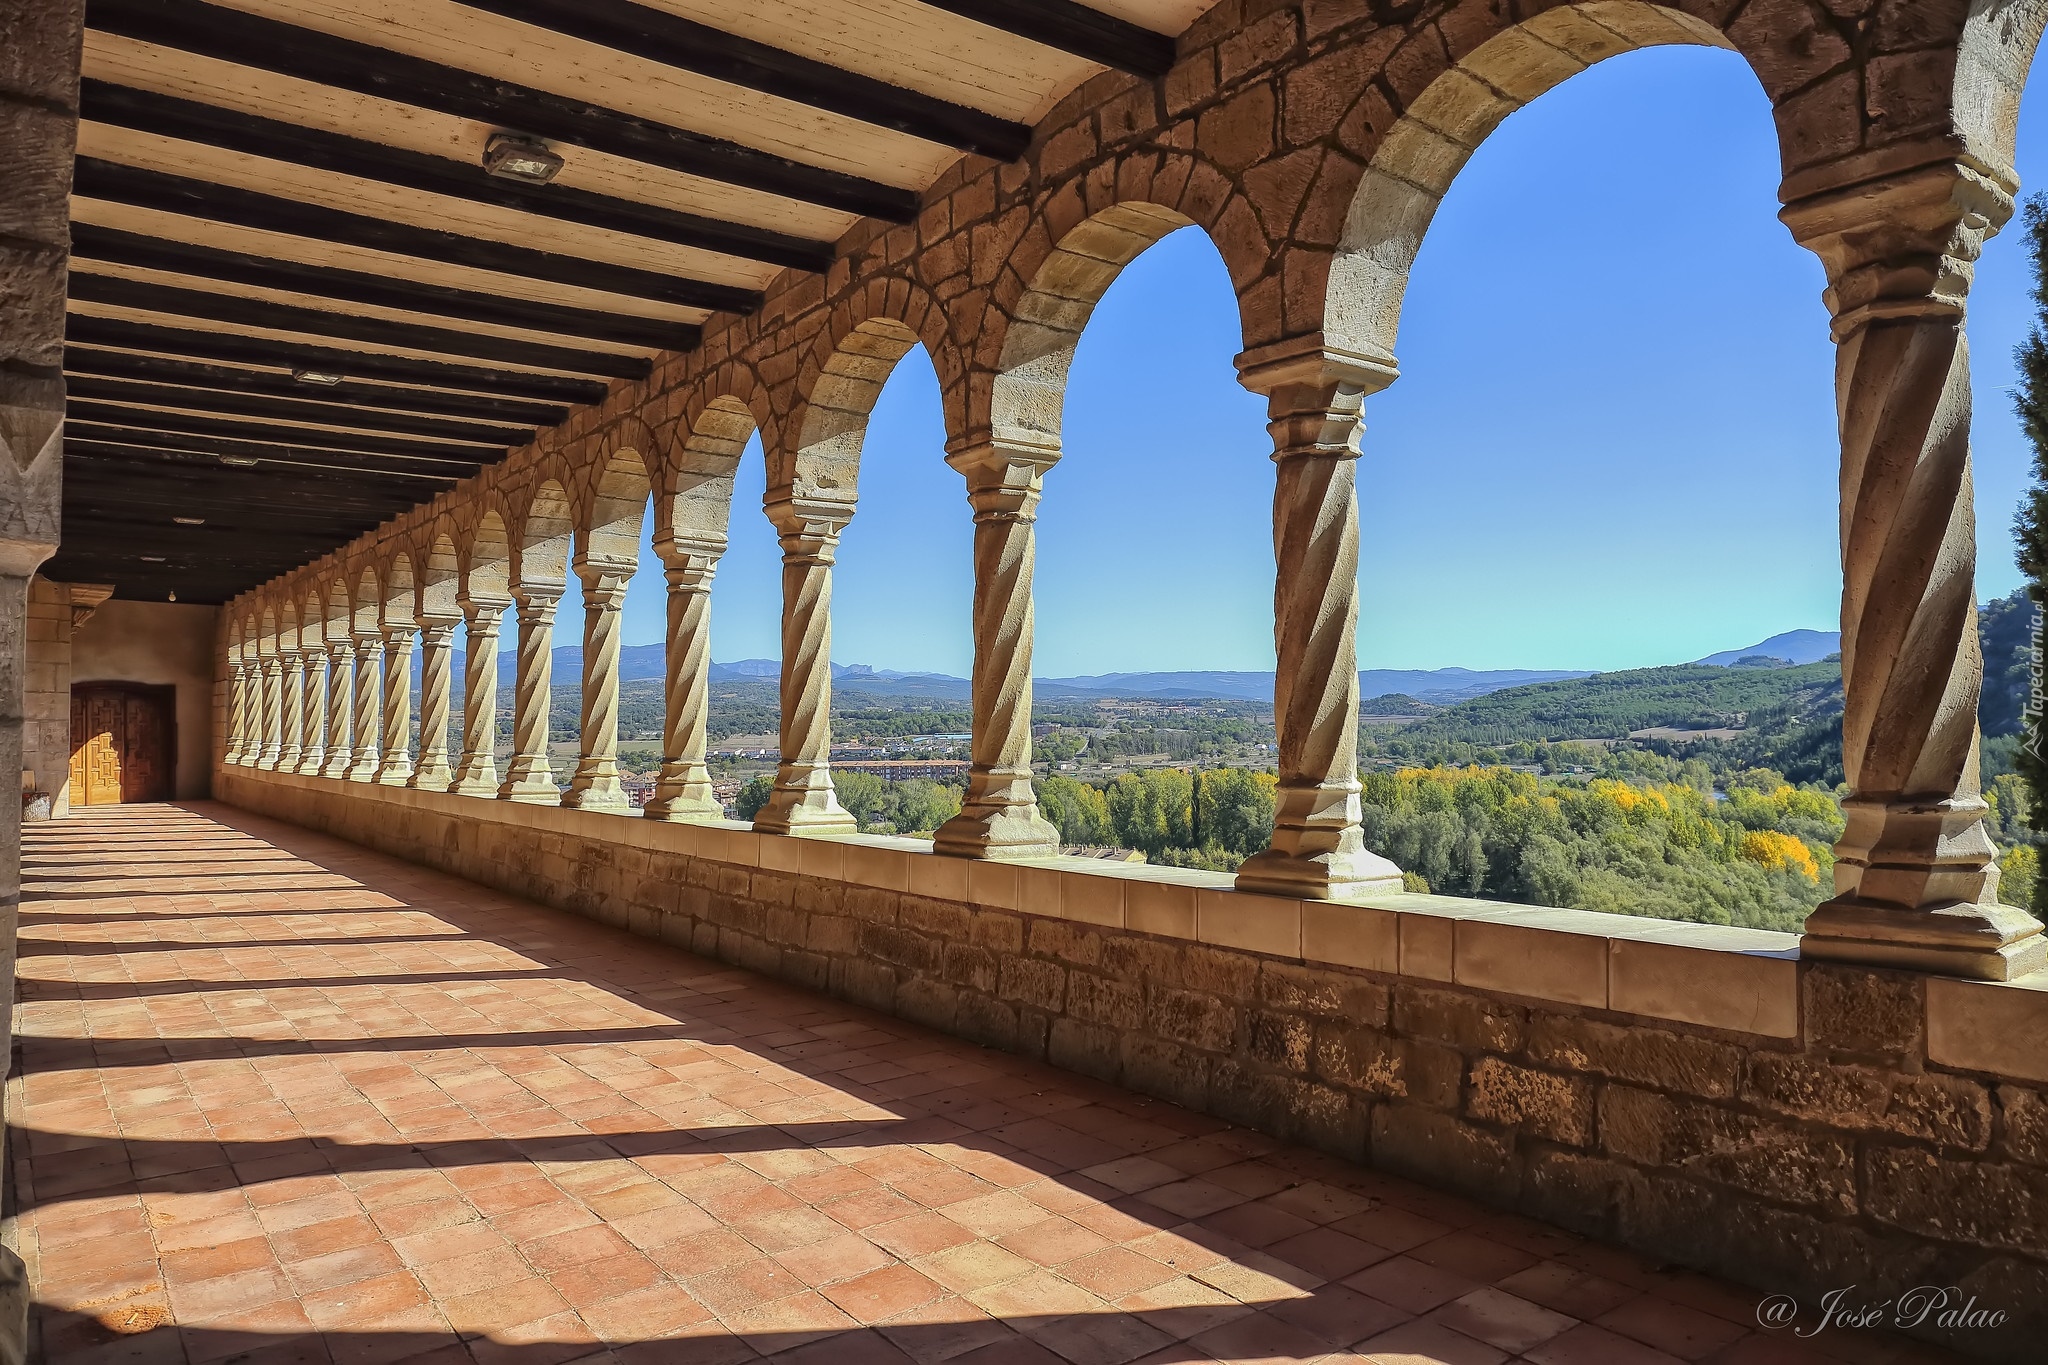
left=347, top=753, right=380, bottom=783
left=563, top=779, right=630, bottom=813
left=933, top=804, right=1059, bottom=861
left=756, top=771, right=856, bottom=834
left=1235, top=845, right=1404, bottom=900
left=376, top=758, right=414, bottom=787
left=1801, top=898, right=2048, bottom=981
left=408, top=760, right=451, bottom=791
left=644, top=794, right=724, bottom=822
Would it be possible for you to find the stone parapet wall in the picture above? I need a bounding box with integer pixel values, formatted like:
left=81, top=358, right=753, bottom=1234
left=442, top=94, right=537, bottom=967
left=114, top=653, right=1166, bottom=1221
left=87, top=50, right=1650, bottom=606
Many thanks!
left=219, top=768, right=2048, bottom=1362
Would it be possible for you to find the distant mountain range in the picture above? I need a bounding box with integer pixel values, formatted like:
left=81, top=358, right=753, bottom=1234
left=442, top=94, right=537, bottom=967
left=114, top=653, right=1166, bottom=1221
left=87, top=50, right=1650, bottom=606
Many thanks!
left=427, top=629, right=1840, bottom=704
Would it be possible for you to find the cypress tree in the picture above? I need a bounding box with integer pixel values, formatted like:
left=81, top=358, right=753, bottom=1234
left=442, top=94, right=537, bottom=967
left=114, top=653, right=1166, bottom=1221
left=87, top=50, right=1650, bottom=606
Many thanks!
left=2009, top=194, right=2048, bottom=830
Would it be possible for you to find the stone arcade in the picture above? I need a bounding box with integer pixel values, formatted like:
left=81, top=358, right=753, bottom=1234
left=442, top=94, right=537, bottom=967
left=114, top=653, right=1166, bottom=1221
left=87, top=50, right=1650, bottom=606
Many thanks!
left=6, top=0, right=2048, bottom=1361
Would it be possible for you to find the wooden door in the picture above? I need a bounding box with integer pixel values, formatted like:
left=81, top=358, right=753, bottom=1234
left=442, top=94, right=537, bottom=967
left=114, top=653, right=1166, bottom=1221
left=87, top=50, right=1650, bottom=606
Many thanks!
left=68, top=686, right=174, bottom=805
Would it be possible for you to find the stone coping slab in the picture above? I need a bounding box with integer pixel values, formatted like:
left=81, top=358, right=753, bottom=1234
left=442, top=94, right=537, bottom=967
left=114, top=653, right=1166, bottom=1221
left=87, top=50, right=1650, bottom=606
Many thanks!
left=220, top=767, right=2048, bottom=1064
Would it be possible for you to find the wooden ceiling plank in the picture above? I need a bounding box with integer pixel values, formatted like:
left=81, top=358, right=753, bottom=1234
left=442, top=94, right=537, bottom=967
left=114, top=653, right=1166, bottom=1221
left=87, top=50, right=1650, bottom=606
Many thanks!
left=65, top=375, right=536, bottom=446
left=66, top=405, right=505, bottom=463
left=74, top=158, right=759, bottom=315
left=455, top=0, right=1028, bottom=159
left=88, top=0, right=921, bottom=220
left=66, top=274, right=656, bottom=380
left=65, top=315, right=613, bottom=404
left=916, top=0, right=1174, bottom=77
left=65, top=421, right=492, bottom=473
left=62, top=347, right=571, bottom=425
left=80, top=79, right=834, bottom=272
left=72, top=222, right=702, bottom=352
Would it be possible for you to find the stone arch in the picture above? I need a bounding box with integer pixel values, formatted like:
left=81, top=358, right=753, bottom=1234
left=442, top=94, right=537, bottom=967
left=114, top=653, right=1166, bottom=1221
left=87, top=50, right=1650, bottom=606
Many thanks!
left=420, top=525, right=461, bottom=617
left=460, top=507, right=512, bottom=601
left=782, top=305, right=945, bottom=499
left=351, top=561, right=381, bottom=635
left=581, top=436, right=653, bottom=566
left=660, top=393, right=757, bottom=556
left=513, top=478, right=574, bottom=586
left=1324, top=3, right=1740, bottom=366
left=1956, top=0, right=2048, bottom=180
left=383, top=547, right=417, bottom=626
left=984, top=200, right=1213, bottom=444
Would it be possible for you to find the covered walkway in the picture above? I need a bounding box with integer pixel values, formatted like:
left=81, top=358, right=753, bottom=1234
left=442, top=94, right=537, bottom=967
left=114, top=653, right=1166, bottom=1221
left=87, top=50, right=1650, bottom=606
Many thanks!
left=16, top=806, right=1951, bottom=1365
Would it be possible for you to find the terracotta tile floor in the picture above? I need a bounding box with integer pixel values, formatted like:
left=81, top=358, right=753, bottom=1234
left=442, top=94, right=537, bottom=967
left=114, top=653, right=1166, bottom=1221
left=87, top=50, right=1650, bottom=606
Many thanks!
left=14, top=803, right=1964, bottom=1365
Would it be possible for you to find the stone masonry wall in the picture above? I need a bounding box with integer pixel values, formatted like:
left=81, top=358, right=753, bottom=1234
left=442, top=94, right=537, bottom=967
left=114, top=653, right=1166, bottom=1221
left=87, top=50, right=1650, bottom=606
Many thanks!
left=219, top=769, right=2048, bottom=1363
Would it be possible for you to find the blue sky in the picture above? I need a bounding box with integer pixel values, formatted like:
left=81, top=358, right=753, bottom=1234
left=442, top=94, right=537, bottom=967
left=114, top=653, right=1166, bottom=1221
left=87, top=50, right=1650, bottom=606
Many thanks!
left=598, top=43, right=2048, bottom=677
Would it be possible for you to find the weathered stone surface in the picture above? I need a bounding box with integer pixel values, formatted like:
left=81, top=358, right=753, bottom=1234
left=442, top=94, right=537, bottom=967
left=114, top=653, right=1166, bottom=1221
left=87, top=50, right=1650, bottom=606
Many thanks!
left=1397, top=984, right=1526, bottom=1053
left=1863, top=1146, right=2048, bottom=1254
left=1527, top=1014, right=1741, bottom=1099
left=1744, top=1054, right=1990, bottom=1149
left=1371, top=1105, right=1520, bottom=1207
left=1998, top=1085, right=2048, bottom=1167
left=1466, top=1057, right=1594, bottom=1146
left=1803, top=966, right=1924, bottom=1057
left=1600, top=1085, right=1857, bottom=1214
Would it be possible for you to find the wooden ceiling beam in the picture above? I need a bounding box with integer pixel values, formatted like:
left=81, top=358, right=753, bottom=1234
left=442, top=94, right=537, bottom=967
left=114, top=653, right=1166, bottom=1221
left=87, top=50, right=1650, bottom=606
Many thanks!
left=73, top=222, right=701, bottom=353
left=74, top=158, right=756, bottom=316
left=65, top=425, right=486, bottom=479
left=66, top=444, right=460, bottom=501
left=456, top=0, right=1029, bottom=160
left=80, top=80, right=833, bottom=272
left=62, top=348, right=571, bottom=426
left=66, top=406, right=505, bottom=464
left=65, top=375, right=536, bottom=447
left=67, top=274, right=654, bottom=380
left=66, top=314, right=612, bottom=405
left=88, top=0, right=921, bottom=221
left=918, top=0, right=1175, bottom=77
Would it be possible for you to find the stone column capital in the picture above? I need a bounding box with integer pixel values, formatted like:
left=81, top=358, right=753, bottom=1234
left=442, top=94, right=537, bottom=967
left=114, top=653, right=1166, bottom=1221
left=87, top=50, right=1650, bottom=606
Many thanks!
left=947, top=432, right=1061, bottom=521
left=458, top=591, right=511, bottom=619
left=351, top=628, right=383, bottom=651
left=656, top=530, right=728, bottom=584
left=510, top=581, right=564, bottom=613
left=1236, top=336, right=1401, bottom=465
left=1780, top=158, right=2016, bottom=338
left=765, top=490, right=854, bottom=563
left=379, top=622, right=415, bottom=646
left=574, top=556, right=634, bottom=604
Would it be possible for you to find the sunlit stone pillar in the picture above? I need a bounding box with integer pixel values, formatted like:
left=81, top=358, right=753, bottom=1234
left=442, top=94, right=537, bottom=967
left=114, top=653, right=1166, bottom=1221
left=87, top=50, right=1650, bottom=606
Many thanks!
left=1234, top=341, right=1403, bottom=900
left=499, top=581, right=562, bottom=803
left=1785, top=160, right=2046, bottom=979
left=280, top=643, right=308, bottom=773
left=347, top=629, right=383, bottom=781
left=450, top=593, right=508, bottom=796
left=411, top=613, right=459, bottom=790
left=297, top=642, right=328, bottom=775
left=256, top=655, right=284, bottom=770
left=935, top=435, right=1061, bottom=859
left=644, top=537, right=723, bottom=822
left=756, top=492, right=856, bottom=833
left=319, top=635, right=353, bottom=778
left=377, top=621, right=416, bottom=785
left=563, top=558, right=633, bottom=812
left=222, top=657, right=246, bottom=765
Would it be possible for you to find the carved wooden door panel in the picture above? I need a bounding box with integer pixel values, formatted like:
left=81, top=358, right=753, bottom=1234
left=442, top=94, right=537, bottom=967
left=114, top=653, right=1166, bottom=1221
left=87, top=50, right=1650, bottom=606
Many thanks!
left=81, top=691, right=125, bottom=805
left=121, top=692, right=171, bottom=802
left=68, top=694, right=90, bottom=804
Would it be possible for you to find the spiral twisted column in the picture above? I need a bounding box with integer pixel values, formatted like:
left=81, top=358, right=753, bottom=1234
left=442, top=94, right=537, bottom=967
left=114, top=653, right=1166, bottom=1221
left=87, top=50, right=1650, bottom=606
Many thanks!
left=450, top=595, right=508, bottom=796
left=756, top=493, right=857, bottom=833
left=377, top=624, right=416, bottom=785
left=563, top=559, right=634, bottom=812
left=320, top=640, right=354, bottom=778
left=347, top=631, right=384, bottom=781
left=934, top=434, right=1062, bottom=860
left=644, top=542, right=723, bottom=822
left=1233, top=341, right=1404, bottom=899
left=296, top=649, right=326, bottom=775
left=257, top=657, right=285, bottom=770
left=500, top=582, right=563, bottom=803
left=411, top=615, right=459, bottom=790
left=1785, top=161, right=2045, bottom=979
left=222, top=661, right=246, bottom=765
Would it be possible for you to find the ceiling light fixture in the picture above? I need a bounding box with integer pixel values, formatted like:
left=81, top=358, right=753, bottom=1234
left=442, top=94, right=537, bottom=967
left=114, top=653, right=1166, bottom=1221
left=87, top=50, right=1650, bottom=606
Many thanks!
left=293, top=369, right=345, bottom=385
left=173, top=516, right=205, bottom=525
left=140, top=555, right=165, bottom=562
left=219, top=455, right=261, bottom=467
left=483, top=132, right=563, bottom=185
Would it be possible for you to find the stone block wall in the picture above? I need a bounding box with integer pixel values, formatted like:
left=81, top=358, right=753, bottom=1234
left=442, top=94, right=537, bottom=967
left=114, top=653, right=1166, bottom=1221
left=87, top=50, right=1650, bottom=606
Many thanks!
left=22, top=577, right=69, bottom=815
left=219, top=768, right=2048, bottom=1363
